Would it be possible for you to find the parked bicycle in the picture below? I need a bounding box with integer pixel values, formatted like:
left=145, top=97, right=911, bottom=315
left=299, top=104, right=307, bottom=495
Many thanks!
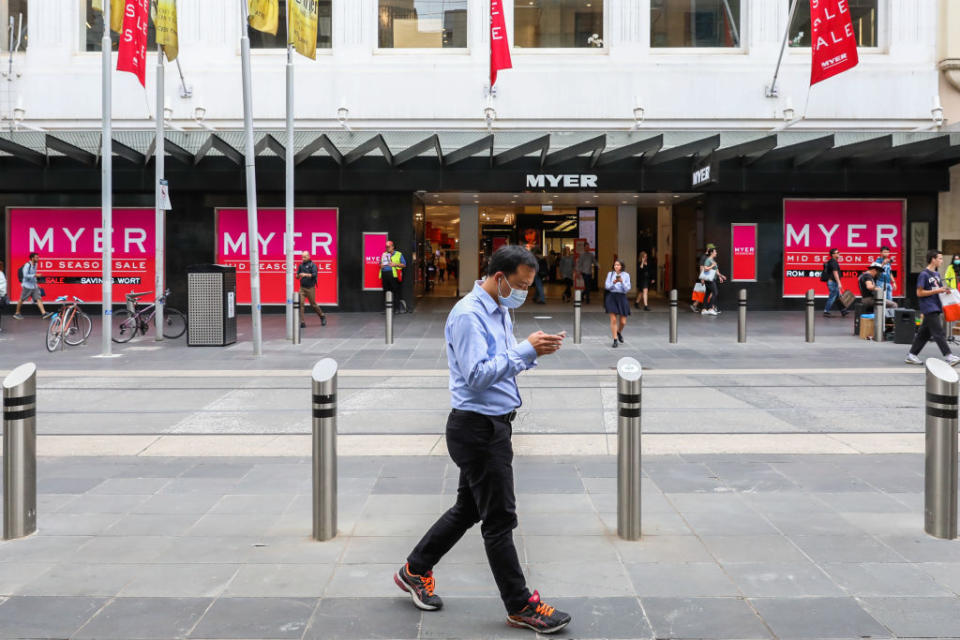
left=46, top=296, right=92, bottom=352
left=112, top=289, right=187, bottom=343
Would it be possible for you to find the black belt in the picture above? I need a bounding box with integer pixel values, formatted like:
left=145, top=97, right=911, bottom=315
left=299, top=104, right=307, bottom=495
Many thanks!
left=452, top=408, right=517, bottom=423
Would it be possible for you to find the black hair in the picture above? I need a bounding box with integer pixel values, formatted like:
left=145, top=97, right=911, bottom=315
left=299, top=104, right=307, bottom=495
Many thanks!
left=927, top=249, right=942, bottom=264
left=880, top=245, right=891, bottom=252
left=486, top=245, right=538, bottom=277
left=29, top=252, right=38, bottom=260
left=829, top=248, right=839, bottom=256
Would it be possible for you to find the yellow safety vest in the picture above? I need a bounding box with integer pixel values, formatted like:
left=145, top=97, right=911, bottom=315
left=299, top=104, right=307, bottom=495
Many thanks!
left=379, top=251, right=404, bottom=279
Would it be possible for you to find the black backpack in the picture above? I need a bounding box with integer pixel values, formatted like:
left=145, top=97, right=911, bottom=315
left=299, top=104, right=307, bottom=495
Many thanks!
left=819, top=261, right=831, bottom=283
left=16, top=264, right=24, bottom=283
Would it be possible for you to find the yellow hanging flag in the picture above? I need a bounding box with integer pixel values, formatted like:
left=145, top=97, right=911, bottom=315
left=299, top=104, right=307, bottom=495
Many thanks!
left=152, top=0, right=179, bottom=61
left=288, top=0, right=319, bottom=59
left=248, top=0, right=279, bottom=36
left=92, top=0, right=126, bottom=34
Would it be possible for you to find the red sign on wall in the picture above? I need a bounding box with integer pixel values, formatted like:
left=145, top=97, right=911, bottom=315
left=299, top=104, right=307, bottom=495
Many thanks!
left=6, top=207, right=156, bottom=304
left=215, top=208, right=338, bottom=306
left=363, top=232, right=388, bottom=291
left=731, top=223, right=757, bottom=282
left=783, top=199, right=904, bottom=298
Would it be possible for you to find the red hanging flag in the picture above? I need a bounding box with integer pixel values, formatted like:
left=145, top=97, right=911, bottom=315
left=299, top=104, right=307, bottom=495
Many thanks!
left=809, top=0, right=859, bottom=86
left=490, top=0, right=512, bottom=88
left=117, top=0, right=149, bottom=87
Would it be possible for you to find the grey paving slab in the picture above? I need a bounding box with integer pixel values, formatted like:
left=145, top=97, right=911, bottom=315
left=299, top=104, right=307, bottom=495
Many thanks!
left=119, top=564, right=240, bottom=597
left=105, top=513, right=203, bottom=536
left=417, top=597, right=530, bottom=640
left=0, top=535, right=93, bottom=563
left=522, top=535, right=621, bottom=565
left=0, top=595, right=108, bottom=639
left=860, top=597, right=960, bottom=638
left=612, top=535, right=713, bottom=563
left=641, top=597, right=773, bottom=640
left=223, top=564, right=335, bottom=597
left=16, top=562, right=139, bottom=596
left=526, top=561, right=635, bottom=597
left=788, top=535, right=905, bottom=564
left=822, top=562, right=954, bottom=597
left=749, top=597, right=891, bottom=639
left=73, top=596, right=213, bottom=640
left=700, top=535, right=811, bottom=564
left=55, top=493, right=150, bottom=514
left=326, top=563, right=408, bottom=597
left=0, top=563, right=54, bottom=596
left=188, top=597, right=317, bottom=639
left=626, top=562, right=741, bottom=597
left=304, top=597, right=421, bottom=640
left=722, top=562, right=846, bottom=598
left=132, top=493, right=223, bottom=514
left=919, top=562, right=960, bottom=595
left=874, top=535, right=960, bottom=562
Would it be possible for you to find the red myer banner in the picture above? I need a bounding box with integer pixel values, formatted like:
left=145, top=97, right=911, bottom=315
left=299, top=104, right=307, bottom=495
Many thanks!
left=216, top=208, right=338, bottom=306
left=731, top=223, right=757, bottom=282
left=490, top=0, right=512, bottom=87
left=6, top=207, right=156, bottom=304
left=117, top=0, right=149, bottom=87
left=783, top=199, right=904, bottom=298
left=363, top=232, right=388, bottom=291
left=810, top=0, right=859, bottom=85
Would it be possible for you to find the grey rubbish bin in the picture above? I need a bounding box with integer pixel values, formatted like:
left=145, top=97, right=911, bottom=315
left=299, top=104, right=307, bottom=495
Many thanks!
left=187, top=265, right=237, bottom=347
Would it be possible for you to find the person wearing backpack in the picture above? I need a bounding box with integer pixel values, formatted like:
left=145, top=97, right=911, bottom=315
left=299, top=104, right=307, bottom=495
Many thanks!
left=13, top=253, right=50, bottom=320
left=821, top=248, right=848, bottom=318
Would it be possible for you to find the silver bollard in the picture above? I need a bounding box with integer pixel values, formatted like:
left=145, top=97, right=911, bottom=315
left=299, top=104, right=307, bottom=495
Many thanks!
left=805, top=289, right=815, bottom=343
left=312, top=358, right=338, bottom=541
left=669, top=289, right=678, bottom=344
left=292, top=292, right=301, bottom=345
left=4, top=363, right=37, bottom=540
left=874, top=290, right=886, bottom=343
left=737, top=289, right=747, bottom=343
left=573, top=289, right=582, bottom=344
left=616, top=357, right=642, bottom=541
left=925, top=358, right=959, bottom=539
left=385, top=291, right=394, bottom=345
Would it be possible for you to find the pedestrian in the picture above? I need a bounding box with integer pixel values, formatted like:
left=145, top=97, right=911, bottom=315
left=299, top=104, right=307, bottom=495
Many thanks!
left=821, top=248, right=848, bottom=318
left=634, top=250, right=652, bottom=310
left=380, top=239, right=408, bottom=313
left=438, top=252, right=447, bottom=282
left=699, top=247, right=726, bottom=316
left=13, top=252, right=50, bottom=320
left=858, top=261, right=884, bottom=314
left=905, top=250, right=960, bottom=366
left=533, top=254, right=548, bottom=304
left=558, top=247, right=574, bottom=302
left=395, top=245, right=572, bottom=634
left=874, top=245, right=897, bottom=305
left=576, top=243, right=597, bottom=304
left=946, top=254, right=960, bottom=290
left=0, top=260, right=6, bottom=332
left=297, top=251, right=327, bottom=328
left=691, top=244, right=713, bottom=313
left=605, top=259, right=631, bottom=348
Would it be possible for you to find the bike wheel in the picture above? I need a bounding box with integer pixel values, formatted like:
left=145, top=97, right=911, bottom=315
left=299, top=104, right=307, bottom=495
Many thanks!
left=45, top=316, right=63, bottom=352
left=64, top=312, right=92, bottom=346
left=158, top=308, right=187, bottom=339
left=111, top=309, right=138, bottom=343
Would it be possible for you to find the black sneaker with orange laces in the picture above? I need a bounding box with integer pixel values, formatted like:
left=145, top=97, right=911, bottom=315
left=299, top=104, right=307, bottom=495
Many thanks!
left=507, top=590, right=571, bottom=634
left=394, top=563, right=443, bottom=611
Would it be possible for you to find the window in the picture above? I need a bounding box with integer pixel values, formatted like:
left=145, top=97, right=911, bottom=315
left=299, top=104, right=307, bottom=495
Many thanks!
left=84, top=0, right=156, bottom=51
left=650, top=0, right=741, bottom=48
left=378, top=0, right=468, bottom=49
left=514, top=0, right=604, bottom=48
left=788, top=0, right=878, bottom=48
left=249, top=1, right=333, bottom=49
left=1, top=0, right=27, bottom=52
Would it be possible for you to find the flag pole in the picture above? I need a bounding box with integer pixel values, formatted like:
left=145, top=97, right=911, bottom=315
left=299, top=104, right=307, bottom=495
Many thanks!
left=101, top=0, right=113, bottom=355
left=155, top=42, right=165, bottom=341
left=766, top=0, right=799, bottom=97
left=285, top=40, right=294, bottom=340
left=240, top=0, right=263, bottom=356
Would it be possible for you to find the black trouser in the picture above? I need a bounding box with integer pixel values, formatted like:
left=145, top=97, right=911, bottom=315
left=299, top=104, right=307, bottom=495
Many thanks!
left=704, top=279, right=719, bottom=309
left=408, top=409, right=530, bottom=613
left=911, top=311, right=951, bottom=357
left=581, top=272, right=592, bottom=302
left=382, top=271, right=402, bottom=307
left=562, top=277, right=573, bottom=300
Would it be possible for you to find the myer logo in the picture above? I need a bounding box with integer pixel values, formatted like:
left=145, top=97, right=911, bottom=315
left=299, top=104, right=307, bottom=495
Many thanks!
left=526, top=174, right=598, bottom=189
left=692, top=165, right=712, bottom=187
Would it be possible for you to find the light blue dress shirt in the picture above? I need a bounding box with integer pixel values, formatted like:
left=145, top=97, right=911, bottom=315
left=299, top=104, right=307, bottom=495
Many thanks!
left=605, top=271, right=631, bottom=293
left=446, top=281, right=538, bottom=415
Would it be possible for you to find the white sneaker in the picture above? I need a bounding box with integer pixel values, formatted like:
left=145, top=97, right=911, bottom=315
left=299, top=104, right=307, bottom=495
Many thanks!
left=905, top=353, right=923, bottom=365
left=12, top=313, right=22, bottom=320
left=947, top=355, right=960, bottom=367
left=703, top=309, right=718, bottom=316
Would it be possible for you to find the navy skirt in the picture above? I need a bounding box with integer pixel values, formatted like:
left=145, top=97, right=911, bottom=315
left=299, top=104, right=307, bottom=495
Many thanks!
left=604, top=291, right=631, bottom=316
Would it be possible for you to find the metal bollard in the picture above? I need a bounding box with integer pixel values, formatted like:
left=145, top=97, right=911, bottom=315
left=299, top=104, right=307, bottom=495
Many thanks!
left=737, top=289, right=747, bottom=343
left=292, top=292, right=301, bottom=345
left=925, top=358, right=959, bottom=539
left=573, top=290, right=582, bottom=344
left=616, top=357, right=642, bottom=541
left=385, top=291, right=394, bottom=345
left=669, top=289, right=678, bottom=344
left=312, top=358, right=338, bottom=541
left=874, top=291, right=886, bottom=343
left=4, top=363, right=37, bottom=540
left=805, top=289, right=815, bottom=342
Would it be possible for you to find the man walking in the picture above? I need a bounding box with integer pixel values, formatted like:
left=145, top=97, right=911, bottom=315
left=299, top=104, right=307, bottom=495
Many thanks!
left=297, top=251, right=327, bottom=328
left=576, top=242, right=597, bottom=304
left=395, top=245, right=572, bottom=634
left=380, top=239, right=408, bottom=313
left=822, top=248, right=848, bottom=318
left=13, top=252, right=49, bottom=320
left=906, top=250, right=960, bottom=366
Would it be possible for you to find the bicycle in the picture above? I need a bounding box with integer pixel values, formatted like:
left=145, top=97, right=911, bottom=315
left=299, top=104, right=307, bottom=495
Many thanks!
left=46, top=296, right=92, bottom=352
left=111, top=289, right=187, bottom=343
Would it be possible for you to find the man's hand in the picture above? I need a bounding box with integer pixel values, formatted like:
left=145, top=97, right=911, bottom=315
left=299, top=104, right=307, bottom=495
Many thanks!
left=527, top=331, right=564, bottom=356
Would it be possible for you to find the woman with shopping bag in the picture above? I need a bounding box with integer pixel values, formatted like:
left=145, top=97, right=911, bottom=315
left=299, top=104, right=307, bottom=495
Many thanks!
left=905, top=250, right=960, bottom=366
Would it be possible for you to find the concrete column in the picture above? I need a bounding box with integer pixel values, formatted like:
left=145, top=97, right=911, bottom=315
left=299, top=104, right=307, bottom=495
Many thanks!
left=618, top=205, right=638, bottom=295
left=459, top=204, right=479, bottom=295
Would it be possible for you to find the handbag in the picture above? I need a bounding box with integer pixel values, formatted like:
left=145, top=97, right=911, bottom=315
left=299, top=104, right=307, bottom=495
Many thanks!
left=940, top=290, right=960, bottom=322
left=838, top=289, right=855, bottom=309
left=701, top=268, right=717, bottom=282
left=692, top=281, right=706, bottom=304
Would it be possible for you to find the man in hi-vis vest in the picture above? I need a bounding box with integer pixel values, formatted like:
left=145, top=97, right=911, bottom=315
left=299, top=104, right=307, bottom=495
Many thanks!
left=380, top=239, right=408, bottom=313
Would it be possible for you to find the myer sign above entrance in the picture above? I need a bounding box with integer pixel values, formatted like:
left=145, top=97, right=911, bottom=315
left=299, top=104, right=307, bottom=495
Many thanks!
left=526, top=174, right=598, bottom=189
